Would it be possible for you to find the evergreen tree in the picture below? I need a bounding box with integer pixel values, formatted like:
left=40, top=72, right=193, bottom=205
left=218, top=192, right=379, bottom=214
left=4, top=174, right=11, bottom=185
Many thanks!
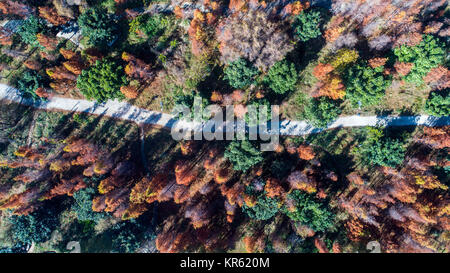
left=343, top=62, right=391, bottom=107
left=243, top=195, right=279, bottom=220
left=72, top=187, right=107, bottom=222
left=264, top=60, right=298, bottom=95
left=77, top=59, right=127, bottom=102
left=16, top=15, right=45, bottom=48
left=356, top=128, right=406, bottom=167
left=78, top=7, right=120, bottom=48
left=293, top=10, right=322, bottom=42
left=17, top=70, right=43, bottom=100
left=394, top=35, right=445, bottom=85
left=283, top=190, right=334, bottom=232
left=425, top=89, right=450, bottom=117
left=224, top=139, right=264, bottom=171
left=9, top=209, right=58, bottom=245
left=304, top=97, right=341, bottom=128
left=224, top=58, right=259, bottom=89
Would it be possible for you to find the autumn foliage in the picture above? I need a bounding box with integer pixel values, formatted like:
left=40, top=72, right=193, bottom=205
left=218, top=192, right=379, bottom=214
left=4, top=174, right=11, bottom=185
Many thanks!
left=36, top=33, right=59, bottom=51
left=394, top=62, right=414, bottom=77
left=0, top=0, right=449, bottom=254
left=0, top=27, right=12, bottom=46
left=38, top=6, right=70, bottom=26
left=122, top=52, right=154, bottom=82
left=120, top=85, right=139, bottom=99
left=312, top=63, right=346, bottom=100
left=339, top=127, right=450, bottom=252
left=0, top=0, right=31, bottom=18
left=424, top=66, right=450, bottom=90
left=24, top=60, right=42, bottom=71
left=297, top=145, right=315, bottom=161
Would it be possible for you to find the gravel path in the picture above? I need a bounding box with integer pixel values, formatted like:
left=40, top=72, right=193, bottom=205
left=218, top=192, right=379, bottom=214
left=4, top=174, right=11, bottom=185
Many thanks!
left=1, top=84, right=449, bottom=136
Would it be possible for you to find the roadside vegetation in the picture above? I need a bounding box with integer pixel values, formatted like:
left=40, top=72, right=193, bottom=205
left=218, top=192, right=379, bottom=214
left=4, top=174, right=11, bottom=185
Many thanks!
left=0, top=0, right=448, bottom=253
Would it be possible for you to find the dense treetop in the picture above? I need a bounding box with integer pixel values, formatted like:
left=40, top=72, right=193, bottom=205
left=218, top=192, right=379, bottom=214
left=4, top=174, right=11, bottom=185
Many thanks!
left=0, top=0, right=448, bottom=254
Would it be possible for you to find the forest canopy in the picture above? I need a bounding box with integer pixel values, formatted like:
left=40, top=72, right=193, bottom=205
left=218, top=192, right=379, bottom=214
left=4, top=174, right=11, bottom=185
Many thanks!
left=0, top=0, right=449, bottom=255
